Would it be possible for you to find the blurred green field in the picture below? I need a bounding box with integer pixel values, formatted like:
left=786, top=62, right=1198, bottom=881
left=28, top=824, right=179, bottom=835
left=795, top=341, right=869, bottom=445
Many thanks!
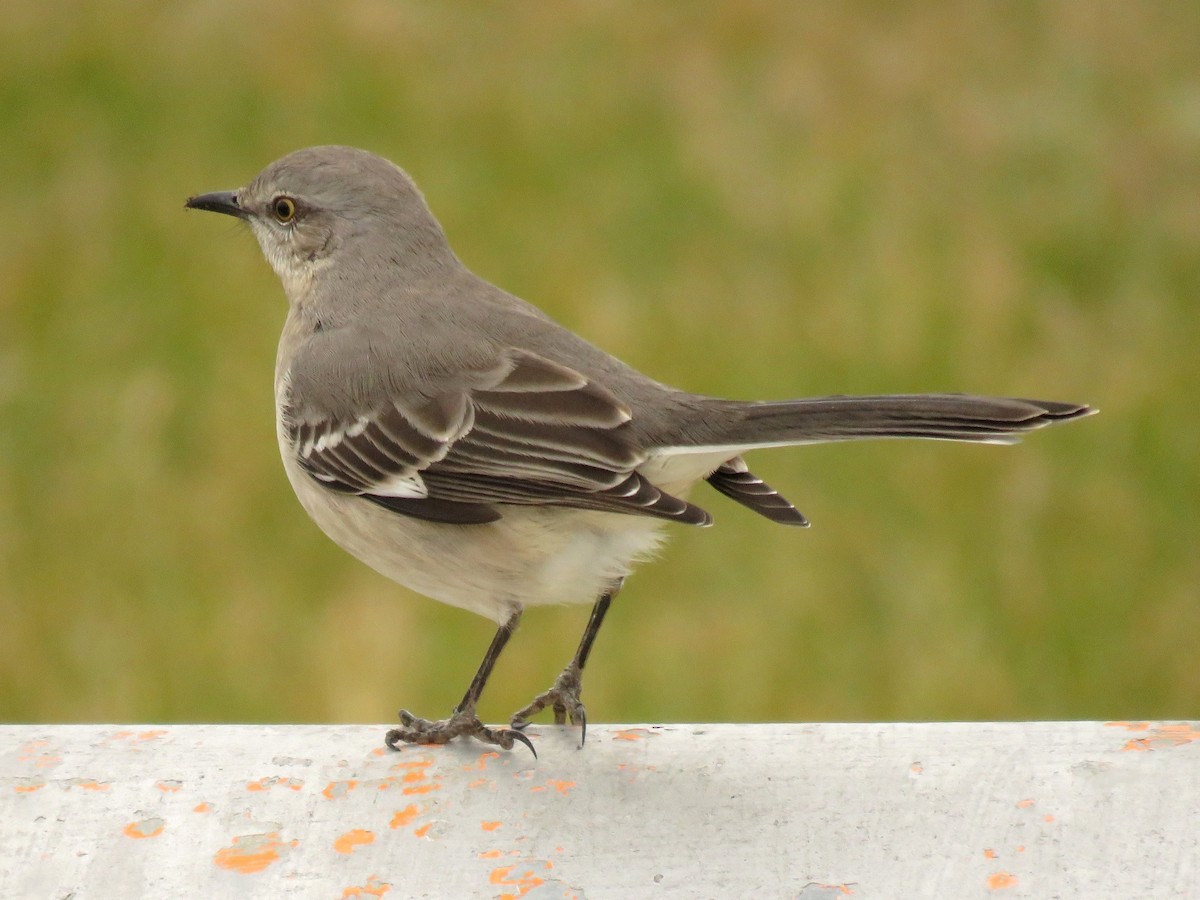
left=1, top=3, right=1196, bottom=728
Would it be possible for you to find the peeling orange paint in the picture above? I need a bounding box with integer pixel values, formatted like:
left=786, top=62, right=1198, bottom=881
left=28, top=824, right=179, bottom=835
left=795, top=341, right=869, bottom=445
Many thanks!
left=489, top=862, right=552, bottom=898
left=1044, top=814, right=1055, bottom=823
left=213, top=831, right=296, bottom=875
left=531, top=779, right=576, bottom=795
left=194, top=802, right=213, bottom=813
left=987, top=872, right=1017, bottom=890
left=1016, top=799, right=1035, bottom=809
left=137, top=730, right=168, bottom=741
left=1105, top=721, right=1149, bottom=731
left=14, top=781, right=45, bottom=793
left=19, top=742, right=62, bottom=770
left=464, top=752, right=500, bottom=772
left=390, top=757, right=434, bottom=771
left=402, top=782, right=440, bottom=795
left=402, top=769, right=426, bottom=784
left=248, top=776, right=303, bottom=792
left=1120, top=722, right=1200, bottom=752
left=156, top=780, right=182, bottom=792
left=983, top=849, right=997, bottom=859
left=413, top=823, right=434, bottom=839
left=123, top=818, right=164, bottom=839
left=334, top=829, right=376, bottom=855
left=342, top=875, right=391, bottom=898
left=370, top=747, right=387, bottom=757
left=323, top=779, right=359, bottom=800
left=390, top=804, right=422, bottom=829
left=69, top=779, right=110, bottom=791
left=614, top=728, right=651, bottom=741
left=480, top=849, right=504, bottom=859
left=468, top=777, right=489, bottom=789
left=481, top=821, right=502, bottom=832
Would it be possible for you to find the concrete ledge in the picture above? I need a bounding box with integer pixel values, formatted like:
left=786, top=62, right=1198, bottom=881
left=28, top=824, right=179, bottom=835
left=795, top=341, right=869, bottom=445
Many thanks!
left=1, top=721, right=1196, bottom=897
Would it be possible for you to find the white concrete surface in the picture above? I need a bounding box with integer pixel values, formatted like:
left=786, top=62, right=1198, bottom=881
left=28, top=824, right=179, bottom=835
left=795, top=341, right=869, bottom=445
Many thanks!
left=0, top=721, right=1195, bottom=898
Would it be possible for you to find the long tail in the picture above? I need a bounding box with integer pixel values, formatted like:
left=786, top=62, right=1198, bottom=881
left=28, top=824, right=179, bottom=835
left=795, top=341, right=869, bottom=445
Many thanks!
left=723, top=394, right=1094, bottom=446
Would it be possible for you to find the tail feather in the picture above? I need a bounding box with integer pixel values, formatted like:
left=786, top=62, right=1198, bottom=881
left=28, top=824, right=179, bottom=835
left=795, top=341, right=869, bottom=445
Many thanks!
left=727, top=394, right=1094, bottom=447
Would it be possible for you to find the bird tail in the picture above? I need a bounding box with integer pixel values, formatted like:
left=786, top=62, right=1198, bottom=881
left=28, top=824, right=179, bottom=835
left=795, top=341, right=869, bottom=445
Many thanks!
left=715, top=394, right=1094, bottom=448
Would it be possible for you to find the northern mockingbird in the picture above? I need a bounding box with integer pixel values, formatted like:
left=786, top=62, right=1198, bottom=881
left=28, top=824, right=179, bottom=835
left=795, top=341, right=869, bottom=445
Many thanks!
left=186, top=146, right=1093, bottom=755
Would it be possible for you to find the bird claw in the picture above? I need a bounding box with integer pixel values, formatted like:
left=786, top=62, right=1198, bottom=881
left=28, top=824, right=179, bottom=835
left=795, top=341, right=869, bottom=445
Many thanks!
left=385, top=707, right=537, bottom=757
left=510, top=664, right=589, bottom=745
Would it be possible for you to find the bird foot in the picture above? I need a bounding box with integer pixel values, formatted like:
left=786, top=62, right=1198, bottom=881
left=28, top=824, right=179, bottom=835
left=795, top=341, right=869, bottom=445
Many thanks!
left=510, top=663, right=588, bottom=743
left=386, top=707, right=536, bottom=757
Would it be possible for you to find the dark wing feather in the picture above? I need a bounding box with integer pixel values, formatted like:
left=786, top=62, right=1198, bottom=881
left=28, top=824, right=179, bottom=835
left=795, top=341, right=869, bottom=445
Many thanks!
left=706, top=457, right=808, bottom=526
left=283, top=348, right=711, bottom=527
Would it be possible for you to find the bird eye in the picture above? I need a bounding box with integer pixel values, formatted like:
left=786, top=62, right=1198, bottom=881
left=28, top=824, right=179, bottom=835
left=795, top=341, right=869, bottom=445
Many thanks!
left=272, top=196, right=297, bottom=223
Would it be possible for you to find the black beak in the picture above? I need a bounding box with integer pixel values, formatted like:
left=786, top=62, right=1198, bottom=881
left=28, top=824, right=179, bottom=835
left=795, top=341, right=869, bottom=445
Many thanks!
left=184, top=190, right=250, bottom=220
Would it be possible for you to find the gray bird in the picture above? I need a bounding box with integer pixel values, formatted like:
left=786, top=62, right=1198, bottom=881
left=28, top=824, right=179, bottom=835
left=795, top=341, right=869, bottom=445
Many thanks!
left=185, top=146, right=1093, bottom=754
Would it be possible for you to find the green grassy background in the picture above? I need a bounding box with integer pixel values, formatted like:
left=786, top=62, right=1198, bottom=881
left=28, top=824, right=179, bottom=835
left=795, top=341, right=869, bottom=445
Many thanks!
left=1, top=3, right=1196, bottom=727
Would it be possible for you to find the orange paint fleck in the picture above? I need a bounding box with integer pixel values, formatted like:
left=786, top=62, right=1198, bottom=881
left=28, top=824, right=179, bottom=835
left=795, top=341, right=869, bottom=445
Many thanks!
left=1016, top=846, right=1025, bottom=853
left=389, top=804, right=422, bottom=829
left=156, top=781, right=182, bottom=792
left=71, top=779, right=110, bottom=791
left=371, top=747, right=387, bottom=756
left=194, top=802, right=213, bottom=813
left=342, top=875, right=391, bottom=898
left=480, top=850, right=504, bottom=859
left=983, top=849, right=997, bottom=859
left=1016, top=799, right=1035, bottom=809
left=123, top=818, right=164, bottom=839
left=1105, top=721, right=1149, bottom=731
left=334, top=829, right=376, bottom=855
left=323, top=779, right=359, bottom=800
left=137, top=730, right=168, bottom=741
left=489, top=863, right=550, bottom=898
left=468, top=777, right=488, bottom=789
left=402, top=782, right=440, bottom=795
left=402, top=770, right=426, bottom=784
left=248, top=776, right=303, bottom=792
left=1120, top=723, right=1200, bottom=752
left=14, top=782, right=45, bottom=793
left=464, top=751, right=500, bottom=772
left=614, top=728, right=650, bottom=741
left=413, top=823, right=433, bottom=838
left=987, top=872, right=1018, bottom=890
left=213, top=831, right=296, bottom=875
left=1044, top=814, right=1055, bottom=823
left=548, top=780, right=576, bottom=795
left=390, top=757, right=433, bottom=770
left=481, top=820, right=502, bottom=832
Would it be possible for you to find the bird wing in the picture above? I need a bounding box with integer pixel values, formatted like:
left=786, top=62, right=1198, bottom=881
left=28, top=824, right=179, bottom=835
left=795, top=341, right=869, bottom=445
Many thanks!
left=282, top=345, right=712, bottom=526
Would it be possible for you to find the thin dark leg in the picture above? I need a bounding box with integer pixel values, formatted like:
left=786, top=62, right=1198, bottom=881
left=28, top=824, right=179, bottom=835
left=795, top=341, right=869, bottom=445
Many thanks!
left=386, top=609, right=535, bottom=756
left=455, top=608, right=522, bottom=713
left=510, top=578, right=624, bottom=744
left=572, top=588, right=614, bottom=672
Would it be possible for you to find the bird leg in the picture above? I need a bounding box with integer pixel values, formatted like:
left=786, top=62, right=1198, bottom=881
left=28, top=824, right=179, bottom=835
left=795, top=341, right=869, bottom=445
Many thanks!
left=386, top=608, right=535, bottom=756
left=510, top=579, right=623, bottom=744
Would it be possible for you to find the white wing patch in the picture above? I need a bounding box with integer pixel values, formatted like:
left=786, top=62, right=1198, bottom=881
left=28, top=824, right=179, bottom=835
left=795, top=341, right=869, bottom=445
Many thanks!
left=368, top=471, right=429, bottom=498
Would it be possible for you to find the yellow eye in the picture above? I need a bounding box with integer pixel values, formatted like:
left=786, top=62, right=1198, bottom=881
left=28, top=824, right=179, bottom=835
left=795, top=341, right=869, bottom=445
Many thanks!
left=272, top=196, right=297, bottom=223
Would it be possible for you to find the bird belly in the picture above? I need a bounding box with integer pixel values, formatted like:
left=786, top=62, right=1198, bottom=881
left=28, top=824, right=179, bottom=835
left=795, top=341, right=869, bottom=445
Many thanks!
left=282, top=454, right=669, bottom=623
